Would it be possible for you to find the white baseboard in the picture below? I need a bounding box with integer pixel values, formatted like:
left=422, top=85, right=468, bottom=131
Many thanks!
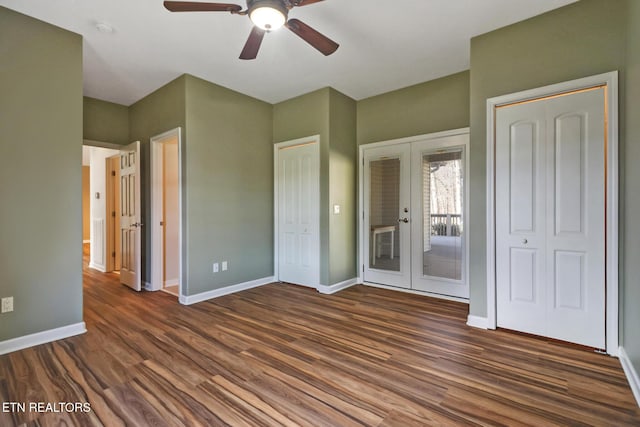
left=467, top=314, right=489, bottom=329
left=179, top=276, right=275, bottom=305
left=164, top=279, right=179, bottom=287
left=0, top=322, right=87, bottom=355
left=316, top=278, right=358, bottom=295
left=619, top=346, right=640, bottom=407
left=88, top=262, right=106, bottom=273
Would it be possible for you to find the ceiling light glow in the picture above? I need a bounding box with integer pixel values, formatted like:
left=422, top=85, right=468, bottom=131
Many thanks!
left=249, top=3, right=287, bottom=31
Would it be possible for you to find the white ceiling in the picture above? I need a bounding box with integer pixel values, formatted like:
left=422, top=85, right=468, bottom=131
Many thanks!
left=1, top=0, right=577, bottom=106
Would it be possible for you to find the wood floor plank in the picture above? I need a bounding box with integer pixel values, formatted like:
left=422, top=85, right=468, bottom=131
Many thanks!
left=51, top=341, right=126, bottom=427
left=103, top=380, right=176, bottom=427
left=209, top=375, right=302, bottom=427
left=0, top=244, right=637, bottom=426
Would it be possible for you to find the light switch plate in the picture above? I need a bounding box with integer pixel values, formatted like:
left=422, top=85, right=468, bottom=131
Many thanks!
left=222, top=261, right=228, bottom=271
left=213, top=263, right=219, bottom=273
left=333, top=204, right=341, bottom=214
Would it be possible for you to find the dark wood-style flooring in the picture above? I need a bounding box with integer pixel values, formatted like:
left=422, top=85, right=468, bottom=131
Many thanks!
left=1, top=247, right=639, bottom=426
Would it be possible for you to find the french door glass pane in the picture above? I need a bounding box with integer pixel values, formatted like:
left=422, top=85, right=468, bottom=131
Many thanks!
left=369, top=158, right=400, bottom=271
left=422, top=150, right=463, bottom=280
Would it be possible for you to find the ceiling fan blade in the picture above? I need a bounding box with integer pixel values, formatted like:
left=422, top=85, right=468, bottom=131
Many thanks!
left=239, top=26, right=266, bottom=60
left=163, top=1, right=242, bottom=13
left=285, top=19, right=339, bottom=56
left=291, top=0, right=325, bottom=6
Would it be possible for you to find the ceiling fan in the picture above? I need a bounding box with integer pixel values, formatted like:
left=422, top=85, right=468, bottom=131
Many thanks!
left=163, top=0, right=339, bottom=60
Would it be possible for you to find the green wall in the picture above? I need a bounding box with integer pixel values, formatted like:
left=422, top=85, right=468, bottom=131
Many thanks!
left=357, top=71, right=470, bottom=145
left=0, top=7, right=83, bottom=341
left=273, top=88, right=330, bottom=144
left=273, top=88, right=358, bottom=286
left=83, top=96, right=129, bottom=145
left=623, top=0, right=640, bottom=377
left=468, top=0, right=628, bottom=317
left=129, top=76, right=187, bottom=283
left=273, top=89, right=331, bottom=285
left=184, top=75, right=273, bottom=294
left=329, top=89, right=358, bottom=284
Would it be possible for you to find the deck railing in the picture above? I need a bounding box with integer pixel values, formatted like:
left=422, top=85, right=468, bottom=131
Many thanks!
left=430, top=214, right=462, bottom=236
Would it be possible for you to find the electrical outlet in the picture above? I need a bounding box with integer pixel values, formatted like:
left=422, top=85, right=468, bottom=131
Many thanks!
left=213, top=263, right=219, bottom=273
left=1, top=297, right=14, bottom=313
left=222, top=261, right=228, bottom=271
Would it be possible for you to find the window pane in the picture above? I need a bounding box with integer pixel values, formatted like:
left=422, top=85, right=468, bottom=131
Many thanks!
left=369, top=158, right=400, bottom=271
left=422, top=150, right=463, bottom=280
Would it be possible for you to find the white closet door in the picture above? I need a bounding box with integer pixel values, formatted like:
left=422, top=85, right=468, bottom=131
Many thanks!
left=496, top=88, right=606, bottom=349
left=496, top=102, right=547, bottom=336
left=277, top=142, right=320, bottom=286
left=544, top=89, right=605, bottom=347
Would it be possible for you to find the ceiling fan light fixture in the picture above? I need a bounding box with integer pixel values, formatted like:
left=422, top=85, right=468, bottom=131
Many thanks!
left=249, top=0, right=287, bottom=31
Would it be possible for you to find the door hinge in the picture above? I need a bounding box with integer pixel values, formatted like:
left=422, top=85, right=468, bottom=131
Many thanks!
left=362, top=264, right=365, bottom=272
left=112, top=251, right=116, bottom=258
left=112, top=211, right=116, bottom=217
left=111, top=171, right=116, bottom=176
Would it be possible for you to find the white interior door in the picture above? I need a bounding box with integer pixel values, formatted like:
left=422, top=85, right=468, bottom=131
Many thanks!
left=410, top=135, right=468, bottom=298
left=277, top=141, right=320, bottom=286
left=496, top=88, right=606, bottom=348
left=120, top=141, right=141, bottom=291
left=363, top=144, right=411, bottom=288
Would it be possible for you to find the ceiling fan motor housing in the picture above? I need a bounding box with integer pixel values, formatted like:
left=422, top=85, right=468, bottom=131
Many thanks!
left=248, top=0, right=289, bottom=29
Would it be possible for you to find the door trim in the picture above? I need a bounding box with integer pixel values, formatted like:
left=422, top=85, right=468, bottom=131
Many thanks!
left=357, top=128, right=471, bottom=298
left=273, top=135, right=321, bottom=287
left=485, top=71, right=619, bottom=355
left=150, top=127, right=183, bottom=299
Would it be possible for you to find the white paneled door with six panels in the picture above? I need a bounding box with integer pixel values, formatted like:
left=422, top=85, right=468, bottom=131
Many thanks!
left=120, top=141, right=142, bottom=292
left=277, top=141, right=320, bottom=287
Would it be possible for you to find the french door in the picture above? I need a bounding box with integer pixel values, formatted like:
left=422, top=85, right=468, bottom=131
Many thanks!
left=362, top=132, right=469, bottom=298
left=363, top=144, right=412, bottom=288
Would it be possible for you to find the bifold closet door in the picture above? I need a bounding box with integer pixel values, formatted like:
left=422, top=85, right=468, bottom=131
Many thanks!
left=495, top=88, right=606, bottom=349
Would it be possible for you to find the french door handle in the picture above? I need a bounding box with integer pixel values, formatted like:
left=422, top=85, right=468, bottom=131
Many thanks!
left=399, top=218, right=409, bottom=223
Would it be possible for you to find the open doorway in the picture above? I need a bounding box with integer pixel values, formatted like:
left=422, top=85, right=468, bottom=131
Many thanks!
left=150, top=128, right=182, bottom=298
left=83, top=144, right=122, bottom=272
